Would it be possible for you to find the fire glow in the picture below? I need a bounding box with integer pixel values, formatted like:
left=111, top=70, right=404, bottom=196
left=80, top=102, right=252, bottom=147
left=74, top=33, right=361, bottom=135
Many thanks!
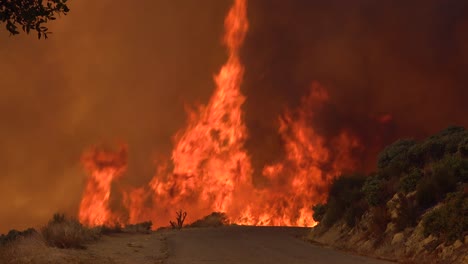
left=78, top=0, right=362, bottom=228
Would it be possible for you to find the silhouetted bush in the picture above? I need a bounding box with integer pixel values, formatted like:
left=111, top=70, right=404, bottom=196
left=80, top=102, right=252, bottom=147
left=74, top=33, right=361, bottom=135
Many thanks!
left=459, top=137, right=468, bottom=157
left=189, top=212, right=229, bottom=227
left=99, top=223, right=123, bottom=235
left=0, top=228, right=38, bottom=246
left=124, top=221, right=152, bottom=233
left=322, top=174, right=367, bottom=227
left=422, top=189, right=467, bottom=243
left=41, top=213, right=100, bottom=249
left=312, top=204, right=327, bottom=222
left=170, top=210, right=187, bottom=229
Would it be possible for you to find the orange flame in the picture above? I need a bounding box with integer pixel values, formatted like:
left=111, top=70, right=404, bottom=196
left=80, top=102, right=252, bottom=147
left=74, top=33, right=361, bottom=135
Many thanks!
left=78, top=0, right=362, bottom=228
left=78, top=146, right=127, bottom=226
left=236, top=82, right=361, bottom=227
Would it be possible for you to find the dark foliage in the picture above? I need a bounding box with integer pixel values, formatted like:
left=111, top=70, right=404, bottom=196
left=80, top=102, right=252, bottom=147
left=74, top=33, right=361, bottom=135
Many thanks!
left=362, top=173, right=386, bottom=206
left=377, top=139, right=417, bottom=170
left=314, top=126, right=467, bottom=239
left=189, top=212, right=229, bottom=227
left=399, top=168, right=423, bottom=194
left=124, top=221, right=152, bottom=233
left=422, top=189, right=468, bottom=243
left=416, top=155, right=468, bottom=209
left=460, top=137, right=468, bottom=157
left=0, top=0, right=69, bottom=38
left=0, top=228, right=38, bottom=246
left=369, top=205, right=390, bottom=236
left=312, top=203, right=327, bottom=222
left=322, top=174, right=367, bottom=227
left=395, top=193, right=419, bottom=231
left=170, top=210, right=187, bottom=229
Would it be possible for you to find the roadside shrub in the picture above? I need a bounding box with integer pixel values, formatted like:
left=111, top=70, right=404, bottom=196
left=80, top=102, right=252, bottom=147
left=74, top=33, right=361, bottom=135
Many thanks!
left=459, top=137, right=468, bottom=157
left=312, top=204, right=327, bottom=222
left=434, top=126, right=467, bottom=154
left=99, top=223, right=123, bottom=235
left=362, top=174, right=386, bottom=206
left=395, top=193, right=418, bottom=231
left=0, top=228, right=38, bottom=246
left=419, top=126, right=467, bottom=162
left=124, top=221, right=152, bottom=233
left=399, top=168, right=423, bottom=194
left=369, top=205, right=391, bottom=237
left=189, top=212, right=229, bottom=227
left=416, top=155, right=468, bottom=209
left=377, top=139, right=416, bottom=170
left=322, top=174, right=366, bottom=227
left=41, top=213, right=100, bottom=249
left=422, top=190, right=467, bottom=243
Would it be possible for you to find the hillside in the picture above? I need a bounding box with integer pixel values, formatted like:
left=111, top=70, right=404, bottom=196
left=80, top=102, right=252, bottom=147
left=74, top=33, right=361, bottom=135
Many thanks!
left=309, top=126, right=468, bottom=263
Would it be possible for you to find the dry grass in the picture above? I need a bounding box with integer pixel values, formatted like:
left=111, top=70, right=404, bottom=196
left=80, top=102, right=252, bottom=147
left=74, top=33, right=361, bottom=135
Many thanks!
left=0, top=232, right=73, bottom=264
left=41, top=213, right=101, bottom=249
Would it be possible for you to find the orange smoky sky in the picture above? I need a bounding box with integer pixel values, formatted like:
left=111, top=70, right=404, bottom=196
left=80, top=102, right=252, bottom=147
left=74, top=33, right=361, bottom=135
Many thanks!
left=1, top=0, right=468, bottom=232
left=0, top=0, right=231, bottom=232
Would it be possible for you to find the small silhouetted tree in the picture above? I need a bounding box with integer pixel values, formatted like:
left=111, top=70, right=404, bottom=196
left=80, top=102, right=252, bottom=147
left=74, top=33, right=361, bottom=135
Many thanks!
left=0, top=0, right=70, bottom=39
left=170, top=210, right=187, bottom=229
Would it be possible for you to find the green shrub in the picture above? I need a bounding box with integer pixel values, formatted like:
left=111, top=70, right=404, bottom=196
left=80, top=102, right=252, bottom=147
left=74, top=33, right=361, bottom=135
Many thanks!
left=419, top=126, right=467, bottom=162
left=322, top=174, right=367, bottom=227
left=399, top=168, right=423, bottom=194
left=422, top=190, right=467, bottom=243
left=416, top=155, right=468, bottom=208
left=377, top=139, right=417, bottom=170
left=362, top=174, right=386, bottom=206
left=312, top=204, right=327, bottom=222
left=459, top=137, right=468, bottom=157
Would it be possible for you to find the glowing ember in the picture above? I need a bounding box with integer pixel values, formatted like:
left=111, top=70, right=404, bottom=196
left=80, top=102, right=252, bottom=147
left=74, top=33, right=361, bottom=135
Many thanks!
left=78, top=146, right=127, bottom=226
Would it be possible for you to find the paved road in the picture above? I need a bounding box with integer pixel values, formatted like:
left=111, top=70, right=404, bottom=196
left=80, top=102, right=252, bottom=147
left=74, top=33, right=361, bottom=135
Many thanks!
left=164, top=226, right=392, bottom=264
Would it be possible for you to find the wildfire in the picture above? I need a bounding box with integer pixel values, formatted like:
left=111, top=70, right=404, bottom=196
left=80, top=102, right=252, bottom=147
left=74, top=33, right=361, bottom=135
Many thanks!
left=78, top=146, right=127, bottom=226
left=78, top=0, right=362, bottom=228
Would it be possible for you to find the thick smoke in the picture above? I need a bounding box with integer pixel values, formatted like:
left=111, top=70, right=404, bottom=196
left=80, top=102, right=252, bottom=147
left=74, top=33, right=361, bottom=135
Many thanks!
left=243, top=0, right=468, bottom=176
left=0, top=0, right=230, bottom=232
left=1, top=0, right=468, bottom=232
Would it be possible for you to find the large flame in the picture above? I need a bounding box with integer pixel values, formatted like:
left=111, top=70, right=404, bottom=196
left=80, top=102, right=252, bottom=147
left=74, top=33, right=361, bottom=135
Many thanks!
left=78, top=146, right=127, bottom=226
left=78, top=0, right=362, bottom=228
left=240, top=82, right=362, bottom=226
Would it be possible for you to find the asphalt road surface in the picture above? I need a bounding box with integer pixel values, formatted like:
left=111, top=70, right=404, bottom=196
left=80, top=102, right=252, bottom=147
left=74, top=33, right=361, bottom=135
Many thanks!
left=163, top=226, right=392, bottom=264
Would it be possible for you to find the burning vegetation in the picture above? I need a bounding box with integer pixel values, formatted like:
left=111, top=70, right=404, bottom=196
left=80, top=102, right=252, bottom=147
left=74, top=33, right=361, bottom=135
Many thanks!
left=76, top=0, right=368, bottom=229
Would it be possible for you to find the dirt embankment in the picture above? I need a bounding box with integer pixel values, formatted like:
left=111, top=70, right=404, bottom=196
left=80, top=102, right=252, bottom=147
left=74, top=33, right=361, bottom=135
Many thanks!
left=309, top=199, right=468, bottom=264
